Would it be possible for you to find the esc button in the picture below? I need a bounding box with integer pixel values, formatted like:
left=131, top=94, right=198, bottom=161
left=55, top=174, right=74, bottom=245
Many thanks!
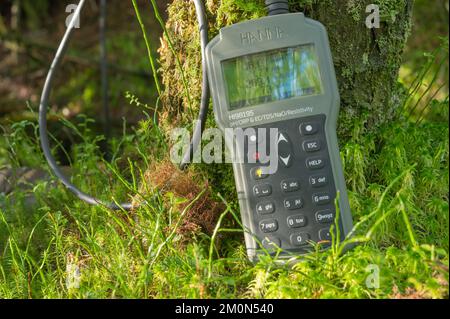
left=303, top=140, right=321, bottom=152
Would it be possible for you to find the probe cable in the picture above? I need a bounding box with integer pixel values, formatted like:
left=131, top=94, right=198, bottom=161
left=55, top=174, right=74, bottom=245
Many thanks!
left=38, top=0, right=210, bottom=210
left=39, top=0, right=288, bottom=211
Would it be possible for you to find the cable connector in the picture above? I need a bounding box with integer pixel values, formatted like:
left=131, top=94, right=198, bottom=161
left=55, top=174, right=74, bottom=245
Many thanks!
left=265, top=0, right=290, bottom=16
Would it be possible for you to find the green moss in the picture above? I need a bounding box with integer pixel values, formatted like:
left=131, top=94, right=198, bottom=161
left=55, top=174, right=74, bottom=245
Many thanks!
left=150, top=0, right=416, bottom=221
left=346, top=0, right=363, bottom=22
left=158, top=0, right=413, bottom=142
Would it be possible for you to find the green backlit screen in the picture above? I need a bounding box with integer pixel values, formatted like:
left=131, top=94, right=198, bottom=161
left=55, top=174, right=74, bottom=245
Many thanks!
left=222, top=45, right=323, bottom=110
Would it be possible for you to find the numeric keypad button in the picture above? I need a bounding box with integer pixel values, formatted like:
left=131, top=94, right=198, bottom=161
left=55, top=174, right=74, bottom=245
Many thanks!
left=284, top=197, right=303, bottom=210
left=287, top=215, right=307, bottom=228
left=281, top=179, right=300, bottom=193
left=309, top=175, right=328, bottom=188
left=315, top=210, right=335, bottom=224
left=260, top=219, right=279, bottom=233
left=256, top=202, right=275, bottom=215
left=312, top=192, right=332, bottom=205
left=253, top=184, right=272, bottom=197
left=290, top=233, right=311, bottom=246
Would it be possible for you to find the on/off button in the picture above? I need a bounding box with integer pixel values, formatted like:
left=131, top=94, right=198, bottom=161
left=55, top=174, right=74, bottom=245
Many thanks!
left=300, top=123, right=319, bottom=136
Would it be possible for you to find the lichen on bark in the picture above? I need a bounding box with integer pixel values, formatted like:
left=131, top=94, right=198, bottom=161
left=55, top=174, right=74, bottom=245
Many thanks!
left=157, top=0, right=413, bottom=139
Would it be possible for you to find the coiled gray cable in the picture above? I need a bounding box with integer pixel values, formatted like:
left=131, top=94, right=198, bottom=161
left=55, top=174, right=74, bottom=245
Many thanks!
left=38, top=0, right=210, bottom=210
left=265, top=0, right=290, bottom=16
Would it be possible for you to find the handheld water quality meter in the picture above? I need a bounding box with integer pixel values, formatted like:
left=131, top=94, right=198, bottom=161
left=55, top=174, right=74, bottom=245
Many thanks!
left=40, top=0, right=353, bottom=261
left=206, top=11, right=354, bottom=260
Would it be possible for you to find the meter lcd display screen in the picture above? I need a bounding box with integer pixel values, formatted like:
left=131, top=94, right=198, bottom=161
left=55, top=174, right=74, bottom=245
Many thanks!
left=222, top=45, right=323, bottom=110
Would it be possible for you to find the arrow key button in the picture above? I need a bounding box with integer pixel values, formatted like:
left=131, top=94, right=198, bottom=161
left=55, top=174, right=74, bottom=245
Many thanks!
left=277, top=132, right=294, bottom=168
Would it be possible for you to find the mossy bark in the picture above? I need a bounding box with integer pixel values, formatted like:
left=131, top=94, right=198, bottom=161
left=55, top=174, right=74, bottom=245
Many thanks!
left=158, top=0, right=413, bottom=139
left=149, top=0, right=413, bottom=200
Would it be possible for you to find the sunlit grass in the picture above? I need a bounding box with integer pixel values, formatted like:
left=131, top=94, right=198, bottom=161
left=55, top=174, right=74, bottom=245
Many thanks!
left=0, top=1, right=448, bottom=300
left=0, top=95, right=448, bottom=298
left=399, top=37, right=449, bottom=123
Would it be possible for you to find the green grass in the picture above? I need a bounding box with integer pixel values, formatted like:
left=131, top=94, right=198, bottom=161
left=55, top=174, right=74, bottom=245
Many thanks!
left=0, top=3, right=448, bottom=299
left=0, top=96, right=448, bottom=298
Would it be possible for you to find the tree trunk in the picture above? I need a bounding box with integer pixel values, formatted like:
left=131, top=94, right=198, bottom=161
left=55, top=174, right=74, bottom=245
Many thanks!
left=157, top=0, right=413, bottom=139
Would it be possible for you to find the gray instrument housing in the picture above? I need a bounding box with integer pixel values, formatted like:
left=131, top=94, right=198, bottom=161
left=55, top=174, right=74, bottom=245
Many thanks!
left=205, top=12, right=353, bottom=261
